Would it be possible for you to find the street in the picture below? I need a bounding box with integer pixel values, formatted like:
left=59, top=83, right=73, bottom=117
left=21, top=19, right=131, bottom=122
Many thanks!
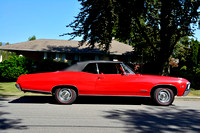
left=0, top=96, right=200, bottom=133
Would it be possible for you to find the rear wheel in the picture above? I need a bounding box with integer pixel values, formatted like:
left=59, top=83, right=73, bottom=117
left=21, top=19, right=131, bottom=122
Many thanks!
left=153, top=88, right=174, bottom=106
left=55, top=88, right=77, bottom=104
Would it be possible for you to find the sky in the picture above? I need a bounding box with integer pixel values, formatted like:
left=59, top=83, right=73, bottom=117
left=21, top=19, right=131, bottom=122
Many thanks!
left=0, top=0, right=82, bottom=44
left=0, top=0, right=200, bottom=44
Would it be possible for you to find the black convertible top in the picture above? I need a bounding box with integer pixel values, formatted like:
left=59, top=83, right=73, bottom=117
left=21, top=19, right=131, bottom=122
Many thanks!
left=62, top=60, right=122, bottom=72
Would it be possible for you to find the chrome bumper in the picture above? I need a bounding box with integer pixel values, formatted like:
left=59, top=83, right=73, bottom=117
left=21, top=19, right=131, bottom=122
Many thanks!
left=183, top=83, right=191, bottom=96
left=15, top=84, right=22, bottom=91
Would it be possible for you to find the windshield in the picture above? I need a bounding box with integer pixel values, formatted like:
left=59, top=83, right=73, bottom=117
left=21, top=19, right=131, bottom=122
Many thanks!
left=121, top=63, right=135, bottom=75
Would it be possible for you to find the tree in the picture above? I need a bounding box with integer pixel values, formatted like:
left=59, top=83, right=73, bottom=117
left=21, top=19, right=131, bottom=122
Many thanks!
left=171, top=37, right=200, bottom=89
left=191, top=39, right=199, bottom=65
left=0, top=42, right=2, bottom=46
left=172, top=36, right=191, bottom=64
left=63, top=0, right=200, bottom=75
left=28, top=35, right=36, bottom=41
left=5, top=42, right=9, bottom=45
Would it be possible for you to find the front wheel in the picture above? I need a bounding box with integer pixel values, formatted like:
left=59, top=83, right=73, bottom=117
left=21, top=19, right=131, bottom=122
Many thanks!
left=153, top=88, right=174, bottom=106
left=55, top=88, right=77, bottom=104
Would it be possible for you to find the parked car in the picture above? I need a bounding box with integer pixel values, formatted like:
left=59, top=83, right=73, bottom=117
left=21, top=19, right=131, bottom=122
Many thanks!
left=15, top=60, right=191, bottom=106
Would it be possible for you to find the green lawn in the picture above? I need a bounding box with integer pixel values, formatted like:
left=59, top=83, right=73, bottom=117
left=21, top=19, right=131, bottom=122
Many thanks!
left=0, top=82, right=16, bottom=92
left=0, top=82, right=48, bottom=97
left=189, top=88, right=200, bottom=97
left=0, top=82, right=200, bottom=97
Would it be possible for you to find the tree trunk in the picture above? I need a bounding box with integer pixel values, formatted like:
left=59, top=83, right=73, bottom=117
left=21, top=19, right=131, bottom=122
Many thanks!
left=155, top=52, right=170, bottom=76
left=156, top=0, right=172, bottom=75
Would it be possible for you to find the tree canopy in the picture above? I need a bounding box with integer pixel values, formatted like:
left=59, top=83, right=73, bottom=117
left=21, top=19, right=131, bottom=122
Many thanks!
left=64, top=0, right=200, bottom=75
left=28, top=35, right=36, bottom=41
left=171, top=37, right=200, bottom=89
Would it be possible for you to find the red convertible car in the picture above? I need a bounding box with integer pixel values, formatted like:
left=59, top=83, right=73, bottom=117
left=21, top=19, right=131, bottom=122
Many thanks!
left=15, top=60, right=191, bottom=106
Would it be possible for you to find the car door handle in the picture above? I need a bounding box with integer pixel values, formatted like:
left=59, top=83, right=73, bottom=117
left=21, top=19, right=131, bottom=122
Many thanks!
left=98, top=77, right=104, bottom=79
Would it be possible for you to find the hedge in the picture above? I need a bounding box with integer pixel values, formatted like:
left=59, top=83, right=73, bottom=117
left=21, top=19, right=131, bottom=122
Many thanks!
left=0, top=56, right=34, bottom=81
left=0, top=56, right=69, bottom=82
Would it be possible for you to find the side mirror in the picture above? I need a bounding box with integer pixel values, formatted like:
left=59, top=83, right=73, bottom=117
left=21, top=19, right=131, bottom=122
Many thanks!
left=121, top=71, right=127, bottom=76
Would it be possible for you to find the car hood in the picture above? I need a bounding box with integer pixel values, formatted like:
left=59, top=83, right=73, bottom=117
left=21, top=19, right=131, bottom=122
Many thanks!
left=133, top=74, right=189, bottom=83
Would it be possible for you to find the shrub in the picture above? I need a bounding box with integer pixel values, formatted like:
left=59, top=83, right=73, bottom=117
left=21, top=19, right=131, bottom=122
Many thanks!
left=0, top=56, right=35, bottom=81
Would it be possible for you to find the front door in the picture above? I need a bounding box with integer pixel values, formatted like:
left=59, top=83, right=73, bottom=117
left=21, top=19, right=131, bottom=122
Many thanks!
left=95, top=63, right=138, bottom=96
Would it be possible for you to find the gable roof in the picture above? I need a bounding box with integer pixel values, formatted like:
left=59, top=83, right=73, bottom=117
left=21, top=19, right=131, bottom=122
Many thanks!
left=0, top=39, right=133, bottom=55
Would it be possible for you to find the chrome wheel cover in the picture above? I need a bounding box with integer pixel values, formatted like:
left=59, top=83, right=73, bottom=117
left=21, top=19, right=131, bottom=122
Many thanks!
left=157, top=89, right=171, bottom=103
left=58, top=88, right=73, bottom=102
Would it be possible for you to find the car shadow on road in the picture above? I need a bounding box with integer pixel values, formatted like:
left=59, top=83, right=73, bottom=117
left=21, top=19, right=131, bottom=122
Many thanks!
left=9, top=96, right=155, bottom=105
left=75, top=96, right=154, bottom=105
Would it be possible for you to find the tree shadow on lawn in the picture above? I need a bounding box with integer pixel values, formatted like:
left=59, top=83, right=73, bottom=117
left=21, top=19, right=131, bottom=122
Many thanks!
left=9, top=96, right=154, bottom=105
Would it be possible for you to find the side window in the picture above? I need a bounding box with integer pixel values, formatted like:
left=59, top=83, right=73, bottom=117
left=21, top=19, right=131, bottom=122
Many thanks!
left=98, top=63, right=123, bottom=74
left=82, top=63, right=97, bottom=74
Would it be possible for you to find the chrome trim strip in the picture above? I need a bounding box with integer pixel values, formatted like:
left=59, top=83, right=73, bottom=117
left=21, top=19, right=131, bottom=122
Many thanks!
left=96, top=63, right=100, bottom=74
left=140, top=90, right=148, bottom=91
left=183, top=82, right=191, bottom=96
left=183, top=89, right=191, bottom=96
left=15, top=84, right=22, bottom=91
left=22, top=89, right=51, bottom=94
left=186, top=82, right=191, bottom=90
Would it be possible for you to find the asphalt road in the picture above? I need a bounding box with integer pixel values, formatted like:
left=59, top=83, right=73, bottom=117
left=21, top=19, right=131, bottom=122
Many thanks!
left=0, top=96, right=200, bottom=133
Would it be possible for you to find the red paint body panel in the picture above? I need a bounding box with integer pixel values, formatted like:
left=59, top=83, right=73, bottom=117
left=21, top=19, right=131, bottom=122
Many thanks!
left=16, top=71, right=189, bottom=97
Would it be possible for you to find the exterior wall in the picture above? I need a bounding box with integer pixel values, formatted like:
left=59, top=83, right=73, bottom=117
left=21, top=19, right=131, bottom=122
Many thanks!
left=0, top=50, right=15, bottom=62
left=15, top=51, right=44, bottom=61
left=0, top=50, right=2, bottom=62
left=12, top=51, right=132, bottom=64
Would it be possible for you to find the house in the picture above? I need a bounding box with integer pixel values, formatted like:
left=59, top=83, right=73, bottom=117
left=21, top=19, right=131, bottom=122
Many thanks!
left=0, top=39, right=133, bottom=64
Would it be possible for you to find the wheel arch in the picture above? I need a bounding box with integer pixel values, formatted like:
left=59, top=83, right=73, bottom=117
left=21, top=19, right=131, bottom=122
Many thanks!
left=150, top=84, right=178, bottom=98
left=51, top=85, right=79, bottom=96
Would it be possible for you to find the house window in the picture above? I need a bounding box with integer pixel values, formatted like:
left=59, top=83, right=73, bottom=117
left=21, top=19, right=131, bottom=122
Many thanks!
left=95, top=55, right=99, bottom=60
left=62, top=54, right=66, bottom=61
left=55, top=53, right=60, bottom=60
left=44, top=52, right=47, bottom=59
left=75, top=55, right=79, bottom=61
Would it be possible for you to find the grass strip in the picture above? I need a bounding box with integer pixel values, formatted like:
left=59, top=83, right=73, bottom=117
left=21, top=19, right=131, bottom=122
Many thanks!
left=0, top=82, right=49, bottom=96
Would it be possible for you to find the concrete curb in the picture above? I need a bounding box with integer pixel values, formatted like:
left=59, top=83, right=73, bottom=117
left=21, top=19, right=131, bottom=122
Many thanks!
left=176, top=96, right=200, bottom=99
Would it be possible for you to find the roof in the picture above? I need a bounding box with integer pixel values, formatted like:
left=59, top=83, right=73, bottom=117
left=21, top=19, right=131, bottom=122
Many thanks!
left=0, top=39, right=133, bottom=55
left=63, top=60, right=122, bottom=71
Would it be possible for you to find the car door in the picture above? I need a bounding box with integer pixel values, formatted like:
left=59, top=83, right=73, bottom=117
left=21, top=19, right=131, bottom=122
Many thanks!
left=95, top=63, right=138, bottom=96
left=77, top=63, right=99, bottom=95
